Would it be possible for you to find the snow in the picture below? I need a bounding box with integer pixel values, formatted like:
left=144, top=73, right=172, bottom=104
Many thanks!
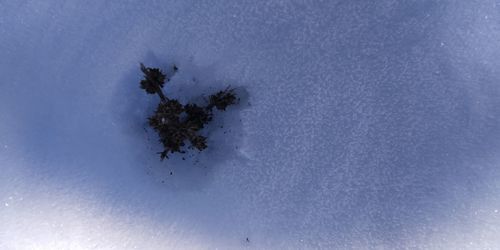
left=1, top=0, right=500, bottom=249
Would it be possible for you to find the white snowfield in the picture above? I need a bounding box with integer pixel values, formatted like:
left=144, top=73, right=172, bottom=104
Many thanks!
left=1, top=1, right=500, bottom=249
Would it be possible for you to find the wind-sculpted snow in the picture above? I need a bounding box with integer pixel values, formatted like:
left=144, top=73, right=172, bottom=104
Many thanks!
left=1, top=1, right=500, bottom=249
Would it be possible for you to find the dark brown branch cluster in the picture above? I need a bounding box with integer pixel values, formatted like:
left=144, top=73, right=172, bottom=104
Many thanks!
left=139, top=63, right=238, bottom=160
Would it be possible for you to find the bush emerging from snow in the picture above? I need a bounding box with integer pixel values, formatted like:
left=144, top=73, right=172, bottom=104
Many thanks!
left=139, top=63, right=237, bottom=160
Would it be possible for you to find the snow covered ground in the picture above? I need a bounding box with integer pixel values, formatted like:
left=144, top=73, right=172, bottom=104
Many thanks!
left=1, top=1, right=500, bottom=249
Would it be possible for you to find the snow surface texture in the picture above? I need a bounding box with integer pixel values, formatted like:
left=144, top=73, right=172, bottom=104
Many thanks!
left=1, top=1, right=500, bottom=249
